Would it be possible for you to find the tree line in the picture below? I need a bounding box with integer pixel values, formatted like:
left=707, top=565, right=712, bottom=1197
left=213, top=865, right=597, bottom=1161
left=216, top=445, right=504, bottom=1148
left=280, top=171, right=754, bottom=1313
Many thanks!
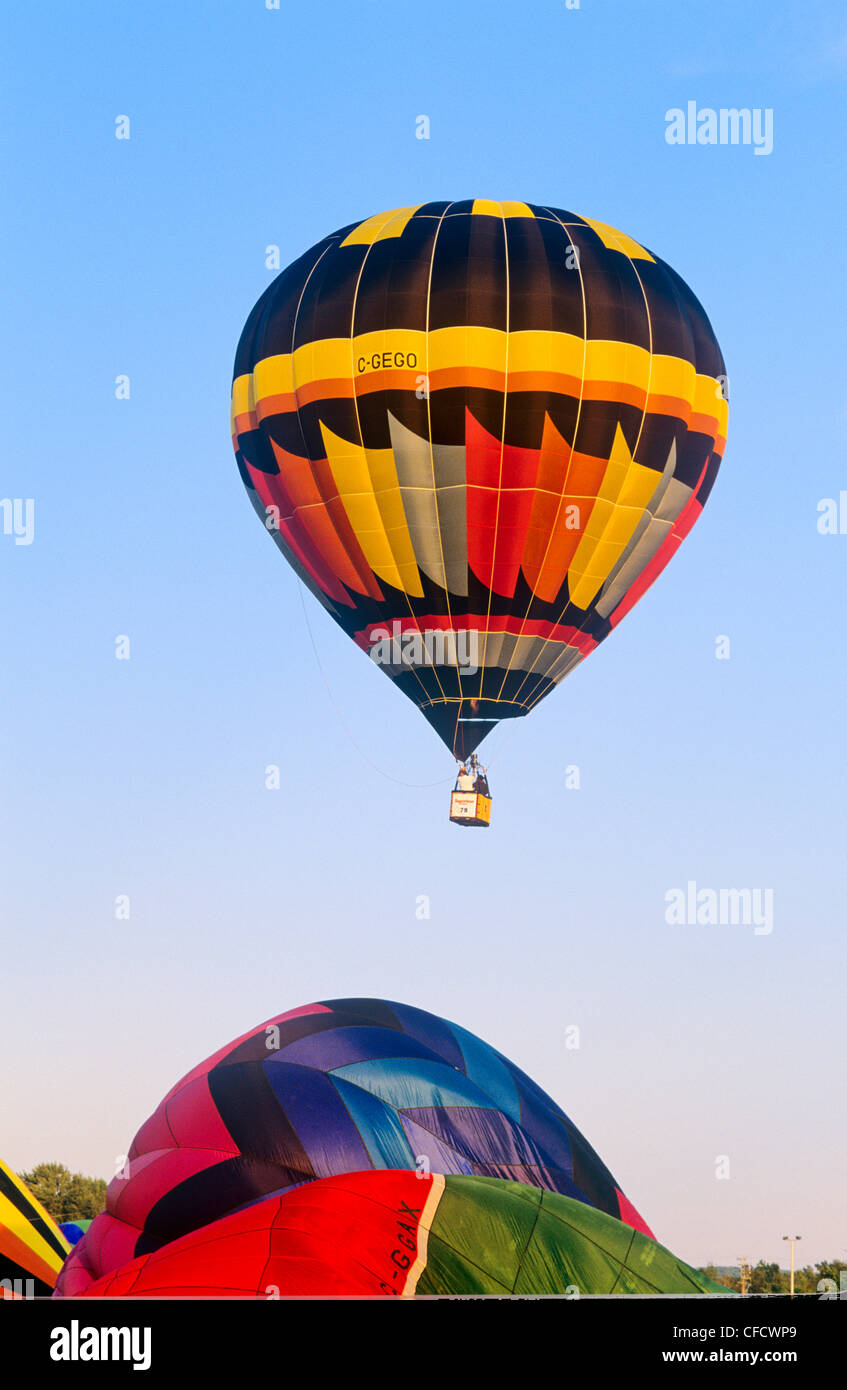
left=701, top=1260, right=846, bottom=1295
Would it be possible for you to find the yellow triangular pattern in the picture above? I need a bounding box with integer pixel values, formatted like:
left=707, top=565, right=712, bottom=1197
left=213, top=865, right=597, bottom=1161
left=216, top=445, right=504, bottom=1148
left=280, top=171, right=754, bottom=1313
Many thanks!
left=340, top=206, right=422, bottom=248
left=567, top=424, right=661, bottom=608
left=320, top=422, right=424, bottom=596
left=581, top=216, right=655, bottom=263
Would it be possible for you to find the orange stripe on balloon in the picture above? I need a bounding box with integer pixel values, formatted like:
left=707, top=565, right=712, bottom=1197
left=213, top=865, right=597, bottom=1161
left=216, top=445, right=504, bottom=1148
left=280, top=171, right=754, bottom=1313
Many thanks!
left=245, top=463, right=353, bottom=606
left=521, top=416, right=607, bottom=603
left=501, top=370, right=582, bottom=395
left=687, top=411, right=724, bottom=439
left=580, top=379, right=649, bottom=410
left=288, top=378, right=355, bottom=408
left=645, top=391, right=692, bottom=419
left=308, top=457, right=385, bottom=601
left=0, top=1228, right=58, bottom=1287
left=268, top=440, right=381, bottom=599
left=255, top=392, right=297, bottom=418
left=248, top=372, right=705, bottom=433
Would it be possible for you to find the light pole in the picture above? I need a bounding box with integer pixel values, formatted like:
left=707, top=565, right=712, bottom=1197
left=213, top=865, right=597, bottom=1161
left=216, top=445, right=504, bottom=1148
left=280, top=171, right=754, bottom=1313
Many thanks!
left=782, top=1235, right=802, bottom=1296
left=737, top=1256, right=750, bottom=1296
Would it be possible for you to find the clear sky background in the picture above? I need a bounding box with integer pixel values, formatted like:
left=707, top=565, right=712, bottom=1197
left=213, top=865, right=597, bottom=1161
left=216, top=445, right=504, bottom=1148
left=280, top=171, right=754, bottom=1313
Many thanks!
left=2, top=0, right=845, bottom=1270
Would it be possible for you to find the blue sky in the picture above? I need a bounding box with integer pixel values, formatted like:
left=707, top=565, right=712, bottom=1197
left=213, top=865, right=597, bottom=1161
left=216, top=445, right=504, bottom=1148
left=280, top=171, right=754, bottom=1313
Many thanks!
left=2, top=0, right=845, bottom=1268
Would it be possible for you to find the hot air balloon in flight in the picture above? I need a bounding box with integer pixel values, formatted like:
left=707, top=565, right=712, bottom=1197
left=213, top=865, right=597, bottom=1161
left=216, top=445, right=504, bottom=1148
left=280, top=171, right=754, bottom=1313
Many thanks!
left=231, top=200, right=728, bottom=822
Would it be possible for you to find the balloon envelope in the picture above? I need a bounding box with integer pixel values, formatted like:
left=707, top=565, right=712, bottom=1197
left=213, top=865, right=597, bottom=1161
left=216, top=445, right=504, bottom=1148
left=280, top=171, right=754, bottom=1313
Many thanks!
left=55, top=997, right=652, bottom=1295
left=59, top=1218, right=92, bottom=1246
left=67, top=1171, right=725, bottom=1298
left=232, top=201, right=727, bottom=756
left=0, top=1159, right=71, bottom=1297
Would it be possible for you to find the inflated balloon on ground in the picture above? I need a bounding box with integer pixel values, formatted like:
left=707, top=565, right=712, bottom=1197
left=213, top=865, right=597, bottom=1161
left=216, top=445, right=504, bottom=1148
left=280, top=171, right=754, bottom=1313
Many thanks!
left=0, top=1159, right=71, bottom=1297
left=68, top=1171, right=726, bottom=1298
left=55, top=997, right=652, bottom=1294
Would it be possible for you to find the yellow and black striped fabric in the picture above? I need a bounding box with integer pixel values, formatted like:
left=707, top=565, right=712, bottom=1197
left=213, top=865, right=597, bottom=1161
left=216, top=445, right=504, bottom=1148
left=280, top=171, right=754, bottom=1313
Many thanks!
left=0, top=1160, right=70, bottom=1296
left=232, top=201, right=727, bottom=757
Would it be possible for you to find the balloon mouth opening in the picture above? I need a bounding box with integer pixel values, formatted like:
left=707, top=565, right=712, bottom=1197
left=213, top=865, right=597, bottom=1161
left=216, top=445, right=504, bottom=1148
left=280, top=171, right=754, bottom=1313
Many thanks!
left=419, top=699, right=527, bottom=758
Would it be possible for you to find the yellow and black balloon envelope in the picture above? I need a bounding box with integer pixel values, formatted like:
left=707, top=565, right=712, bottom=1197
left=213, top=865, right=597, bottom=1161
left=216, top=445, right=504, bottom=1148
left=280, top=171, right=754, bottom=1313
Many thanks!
left=232, top=201, right=728, bottom=758
left=0, top=1159, right=71, bottom=1297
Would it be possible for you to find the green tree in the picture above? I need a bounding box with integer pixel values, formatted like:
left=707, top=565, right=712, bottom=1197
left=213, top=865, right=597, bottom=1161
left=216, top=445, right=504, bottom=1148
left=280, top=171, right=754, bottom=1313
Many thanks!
left=793, top=1265, right=818, bottom=1294
left=747, top=1260, right=786, bottom=1295
left=812, top=1260, right=847, bottom=1295
left=19, top=1163, right=107, bottom=1224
